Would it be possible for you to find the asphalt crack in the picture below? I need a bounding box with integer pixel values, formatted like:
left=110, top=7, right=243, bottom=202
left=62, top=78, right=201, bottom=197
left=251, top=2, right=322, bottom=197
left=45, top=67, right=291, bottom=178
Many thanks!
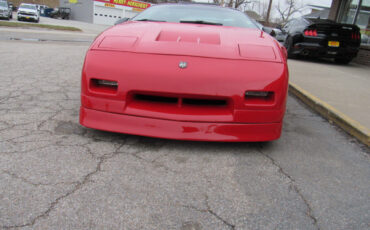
left=182, top=194, right=235, bottom=230
left=2, top=143, right=126, bottom=229
left=258, top=145, right=320, bottom=230
left=129, top=149, right=178, bottom=174
left=2, top=170, right=78, bottom=187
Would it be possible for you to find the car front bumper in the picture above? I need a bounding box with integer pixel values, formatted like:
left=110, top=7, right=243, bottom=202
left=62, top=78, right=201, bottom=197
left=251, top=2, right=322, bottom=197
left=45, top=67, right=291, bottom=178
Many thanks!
left=80, top=106, right=283, bottom=142
left=17, top=14, right=38, bottom=20
left=0, top=12, right=9, bottom=18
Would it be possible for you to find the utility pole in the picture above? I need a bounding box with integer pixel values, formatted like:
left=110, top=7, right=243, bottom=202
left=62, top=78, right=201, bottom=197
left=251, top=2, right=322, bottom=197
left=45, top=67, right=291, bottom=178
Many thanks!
left=265, top=0, right=273, bottom=26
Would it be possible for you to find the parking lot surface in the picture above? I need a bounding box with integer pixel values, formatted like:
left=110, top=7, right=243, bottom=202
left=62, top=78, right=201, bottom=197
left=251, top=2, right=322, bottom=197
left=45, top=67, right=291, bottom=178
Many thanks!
left=8, top=13, right=110, bottom=34
left=0, top=31, right=369, bottom=230
left=289, top=59, right=370, bottom=129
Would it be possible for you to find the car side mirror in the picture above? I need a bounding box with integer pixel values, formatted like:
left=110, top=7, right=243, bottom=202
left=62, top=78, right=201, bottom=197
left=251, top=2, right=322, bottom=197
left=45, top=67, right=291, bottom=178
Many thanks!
left=262, top=27, right=276, bottom=37
left=114, top=17, right=130, bottom=25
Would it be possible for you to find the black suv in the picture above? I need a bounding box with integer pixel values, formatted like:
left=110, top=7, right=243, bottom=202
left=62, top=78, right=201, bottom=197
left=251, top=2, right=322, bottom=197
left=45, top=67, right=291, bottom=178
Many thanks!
left=282, top=17, right=361, bottom=64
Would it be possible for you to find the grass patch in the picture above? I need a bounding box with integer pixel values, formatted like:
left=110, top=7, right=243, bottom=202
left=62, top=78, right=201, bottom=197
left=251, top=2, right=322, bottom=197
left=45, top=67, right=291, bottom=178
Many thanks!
left=0, top=21, right=82, bottom=32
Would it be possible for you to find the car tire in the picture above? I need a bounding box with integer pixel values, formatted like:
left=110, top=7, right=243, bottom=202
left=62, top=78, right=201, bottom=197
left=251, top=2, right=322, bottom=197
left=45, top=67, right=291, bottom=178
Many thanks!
left=334, top=57, right=352, bottom=64
left=285, top=37, right=297, bottom=59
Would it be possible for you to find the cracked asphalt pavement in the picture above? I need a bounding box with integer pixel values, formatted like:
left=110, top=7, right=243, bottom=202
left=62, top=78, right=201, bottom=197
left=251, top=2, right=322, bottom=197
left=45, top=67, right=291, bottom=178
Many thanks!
left=0, top=29, right=369, bottom=230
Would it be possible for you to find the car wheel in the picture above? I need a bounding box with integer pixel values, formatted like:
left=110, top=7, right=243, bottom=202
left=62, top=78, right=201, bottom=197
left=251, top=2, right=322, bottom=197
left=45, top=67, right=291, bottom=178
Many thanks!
left=334, top=57, right=352, bottom=64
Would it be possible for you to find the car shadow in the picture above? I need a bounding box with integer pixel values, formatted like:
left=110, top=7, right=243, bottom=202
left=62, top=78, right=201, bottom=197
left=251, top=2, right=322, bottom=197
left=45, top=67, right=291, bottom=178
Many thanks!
left=289, top=56, right=360, bottom=68
left=83, top=127, right=273, bottom=155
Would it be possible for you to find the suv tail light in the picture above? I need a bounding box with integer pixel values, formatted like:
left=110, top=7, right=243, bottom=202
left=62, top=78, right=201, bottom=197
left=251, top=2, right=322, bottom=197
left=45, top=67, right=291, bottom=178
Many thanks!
left=304, top=29, right=317, bottom=37
left=351, top=32, right=361, bottom=40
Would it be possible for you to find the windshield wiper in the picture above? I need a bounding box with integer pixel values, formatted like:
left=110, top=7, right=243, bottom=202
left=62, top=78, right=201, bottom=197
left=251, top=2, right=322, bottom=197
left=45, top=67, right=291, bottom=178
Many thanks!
left=135, top=19, right=166, bottom=22
left=180, top=20, right=223, bottom=26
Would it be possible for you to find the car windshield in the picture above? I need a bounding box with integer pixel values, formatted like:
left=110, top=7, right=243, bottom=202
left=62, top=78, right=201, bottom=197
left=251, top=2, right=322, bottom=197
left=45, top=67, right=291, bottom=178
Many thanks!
left=132, top=4, right=257, bottom=29
left=19, top=4, right=37, bottom=10
left=0, top=2, right=8, bottom=7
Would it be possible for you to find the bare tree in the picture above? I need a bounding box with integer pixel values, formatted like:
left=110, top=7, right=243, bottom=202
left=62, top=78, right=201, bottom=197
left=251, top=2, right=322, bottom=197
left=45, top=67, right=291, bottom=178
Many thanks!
left=243, top=0, right=269, bottom=21
left=265, top=0, right=273, bottom=25
left=215, top=0, right=254, bottom=10
left=234, top=0, right=253, bottom=9
left=276, top=0, right=303, bottom=24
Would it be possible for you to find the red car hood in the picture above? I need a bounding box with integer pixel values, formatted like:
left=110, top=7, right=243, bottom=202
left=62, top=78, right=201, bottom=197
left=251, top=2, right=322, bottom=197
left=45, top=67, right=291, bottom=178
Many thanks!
left=92, top=21, right=284, bottom=63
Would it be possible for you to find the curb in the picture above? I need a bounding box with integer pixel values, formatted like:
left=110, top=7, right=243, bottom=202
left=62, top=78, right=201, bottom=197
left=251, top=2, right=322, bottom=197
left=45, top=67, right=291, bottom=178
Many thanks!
left=289, top=82, right=370, bottom=147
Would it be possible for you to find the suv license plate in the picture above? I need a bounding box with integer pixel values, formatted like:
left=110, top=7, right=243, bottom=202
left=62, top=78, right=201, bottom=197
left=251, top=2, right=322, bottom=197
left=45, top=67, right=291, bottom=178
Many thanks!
left=328, top=41, right=340, bottom=47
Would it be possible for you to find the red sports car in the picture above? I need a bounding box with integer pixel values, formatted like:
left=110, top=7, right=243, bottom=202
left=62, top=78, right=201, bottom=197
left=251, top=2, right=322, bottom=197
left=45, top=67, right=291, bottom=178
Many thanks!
left=80, top=3, right=289, bottom=142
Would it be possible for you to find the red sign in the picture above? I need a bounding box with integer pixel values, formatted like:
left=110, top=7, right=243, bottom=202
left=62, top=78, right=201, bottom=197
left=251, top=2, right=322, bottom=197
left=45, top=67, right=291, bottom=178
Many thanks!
left=94, top=0, right=151, bottom=9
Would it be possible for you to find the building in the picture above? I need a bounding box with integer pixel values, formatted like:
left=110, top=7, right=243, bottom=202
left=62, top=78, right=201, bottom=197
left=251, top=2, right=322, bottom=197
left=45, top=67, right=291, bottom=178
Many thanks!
left=304, top=9, right=330, bottom=19
left=328, top=0, right=369, bottom=65
left=59, top=0, right=151, bottom=25
left=302, top=4, right=330, bottom=19
left=11, top=0, right=59, bottom=8
left=328, top=0, right=369, bottom=41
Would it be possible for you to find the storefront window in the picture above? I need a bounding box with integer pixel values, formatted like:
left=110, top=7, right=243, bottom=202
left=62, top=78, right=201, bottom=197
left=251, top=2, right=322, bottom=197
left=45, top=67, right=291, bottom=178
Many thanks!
left=339, top=0, right=370, bottom=45
left=340, top=0, right=360, bottom=24
left=358, top=0, right=370, bottom=44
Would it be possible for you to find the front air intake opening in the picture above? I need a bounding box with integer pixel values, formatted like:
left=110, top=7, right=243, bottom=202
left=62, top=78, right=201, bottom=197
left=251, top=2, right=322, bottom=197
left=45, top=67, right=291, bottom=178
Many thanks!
left=182, top=98, right=227, bottom=106
left=134, top=94, right=178, bottom=104
left=131, top=92, right=229, bottom=108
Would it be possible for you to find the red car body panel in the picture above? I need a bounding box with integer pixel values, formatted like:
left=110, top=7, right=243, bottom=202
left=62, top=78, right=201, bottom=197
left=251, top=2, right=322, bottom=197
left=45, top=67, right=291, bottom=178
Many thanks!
left=80, top=21, right=289, bottom=142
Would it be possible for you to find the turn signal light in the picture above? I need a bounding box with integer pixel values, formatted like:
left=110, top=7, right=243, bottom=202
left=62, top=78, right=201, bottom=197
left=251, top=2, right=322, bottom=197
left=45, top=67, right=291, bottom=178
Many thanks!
left=90, top=79, right=118, bottom=94
left=95, top=79, right=118, bottom=87
left=245, top=91, right=274, bottom=105
left=245, top=91, right=270, bottom=97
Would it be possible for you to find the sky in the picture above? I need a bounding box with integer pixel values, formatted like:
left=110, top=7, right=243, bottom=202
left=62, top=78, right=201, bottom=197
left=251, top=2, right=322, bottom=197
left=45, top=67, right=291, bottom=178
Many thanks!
left=198, top=0, right=334, bottom=20
left=271, top=0, right=333, bottom=19
left=302, top=0, right=332, bottom=7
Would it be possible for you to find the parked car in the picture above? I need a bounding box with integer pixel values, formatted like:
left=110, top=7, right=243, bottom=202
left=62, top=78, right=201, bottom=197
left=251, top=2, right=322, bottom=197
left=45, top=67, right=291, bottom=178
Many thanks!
left=80, top=3, right=289, bottom=142
left=274, top=28, right=285, bottom=42
left=281, top=17, right=361, bottom=64
left=0, top=1, right=11, bottom=20
left=43, top=7, right=53, bottom=17
left=38, top=5, right=48, bottom=16
left=251, top=19, right=285, bottom=43
left=49, top=7, right=71, bottom=20
left=17, top=3, right=39, bottom=22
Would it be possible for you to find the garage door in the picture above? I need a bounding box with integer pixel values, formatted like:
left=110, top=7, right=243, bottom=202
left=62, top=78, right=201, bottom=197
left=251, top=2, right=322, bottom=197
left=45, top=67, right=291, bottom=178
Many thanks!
left=94, top=5, right=123, bottom=25
left=124, top=10, right=138, bottom=19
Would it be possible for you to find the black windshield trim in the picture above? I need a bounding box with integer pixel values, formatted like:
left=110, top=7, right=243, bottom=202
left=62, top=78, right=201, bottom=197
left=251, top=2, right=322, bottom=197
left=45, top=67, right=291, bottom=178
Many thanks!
left=180, top=20, right=223, bottom=26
